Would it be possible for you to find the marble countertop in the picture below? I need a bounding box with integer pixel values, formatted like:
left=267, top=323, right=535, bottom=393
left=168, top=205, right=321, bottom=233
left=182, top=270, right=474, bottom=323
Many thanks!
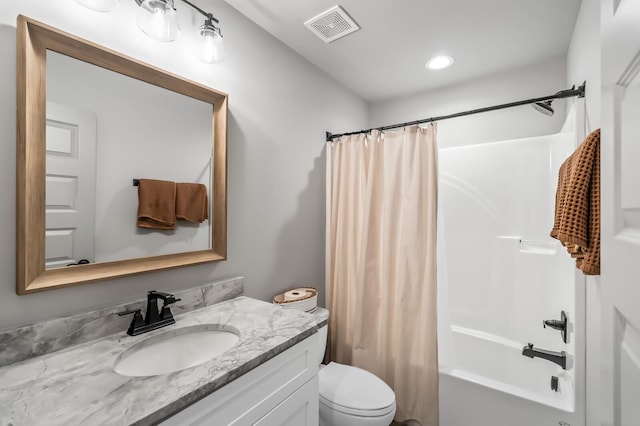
left=0, top=297, right=326, bottom=426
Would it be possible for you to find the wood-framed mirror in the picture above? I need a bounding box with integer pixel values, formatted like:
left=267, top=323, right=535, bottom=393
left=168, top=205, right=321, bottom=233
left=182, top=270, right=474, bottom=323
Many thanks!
left=16, top=16, right=227, bottom=294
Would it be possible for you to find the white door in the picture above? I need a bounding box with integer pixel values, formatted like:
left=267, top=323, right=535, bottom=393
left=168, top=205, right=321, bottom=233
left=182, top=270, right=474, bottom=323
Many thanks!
left=45, top=101, right=97, bottom=269
left=601, top=0, right=640, bottom=425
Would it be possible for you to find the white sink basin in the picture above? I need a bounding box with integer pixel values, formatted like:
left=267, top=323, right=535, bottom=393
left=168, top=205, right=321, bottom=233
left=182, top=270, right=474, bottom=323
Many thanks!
left=114, top=324, right=240, bottom=377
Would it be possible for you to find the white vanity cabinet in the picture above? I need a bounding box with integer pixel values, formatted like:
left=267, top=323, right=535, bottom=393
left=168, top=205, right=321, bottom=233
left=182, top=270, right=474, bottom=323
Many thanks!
left=162, top=334, right=319, bottom=426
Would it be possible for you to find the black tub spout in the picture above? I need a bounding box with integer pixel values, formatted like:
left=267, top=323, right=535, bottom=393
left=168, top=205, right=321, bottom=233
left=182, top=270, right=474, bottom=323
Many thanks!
left=522, top=343, right=567, bottom=370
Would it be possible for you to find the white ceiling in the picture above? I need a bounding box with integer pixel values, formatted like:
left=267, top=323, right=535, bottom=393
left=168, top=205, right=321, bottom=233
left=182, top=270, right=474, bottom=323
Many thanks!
left=224, top=0, right=583, bottom=102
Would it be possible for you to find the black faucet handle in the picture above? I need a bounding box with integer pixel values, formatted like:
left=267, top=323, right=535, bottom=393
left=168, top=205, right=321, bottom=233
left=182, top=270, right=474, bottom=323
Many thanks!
left=159, top=298, right=181, bottom=321
left=542, top=311, right=568, bottom=343
left=148, top=290, right=179, bottom=303
left=118, top=308, right=142, bottom=316
left=543, top=319, right=564, bottom=329
left=118, top=308, right=146, bottom=336
left=158, top=293, right=182, bottom=306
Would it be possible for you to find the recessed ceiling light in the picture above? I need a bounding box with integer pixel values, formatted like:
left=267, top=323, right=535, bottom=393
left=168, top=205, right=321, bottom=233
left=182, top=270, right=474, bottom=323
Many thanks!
left=426, top=56, right=454, bottom=70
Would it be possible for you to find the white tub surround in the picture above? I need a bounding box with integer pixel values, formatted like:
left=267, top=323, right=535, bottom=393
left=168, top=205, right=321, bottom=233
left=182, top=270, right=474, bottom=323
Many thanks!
left=0, top=292, right=323, bottom=425
left=437, top=130, right=585, bottom=426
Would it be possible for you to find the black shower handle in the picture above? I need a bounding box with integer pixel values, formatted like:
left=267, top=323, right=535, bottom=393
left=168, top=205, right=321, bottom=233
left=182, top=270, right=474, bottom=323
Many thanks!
left=542, top=310, right=568, bottom=343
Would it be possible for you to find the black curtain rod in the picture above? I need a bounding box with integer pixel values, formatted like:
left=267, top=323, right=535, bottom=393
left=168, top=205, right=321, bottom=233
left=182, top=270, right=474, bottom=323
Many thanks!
left=325, top=81, right=586, bottom=142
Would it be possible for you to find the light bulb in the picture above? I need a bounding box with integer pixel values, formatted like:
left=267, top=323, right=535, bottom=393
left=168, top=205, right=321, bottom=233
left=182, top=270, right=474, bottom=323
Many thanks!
left=137, top=0, right=180, bottom=42
left=198, top=23, right=226, bottom=64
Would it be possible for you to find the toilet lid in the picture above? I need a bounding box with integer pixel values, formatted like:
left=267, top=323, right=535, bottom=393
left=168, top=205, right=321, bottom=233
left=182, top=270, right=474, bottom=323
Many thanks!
left=318, top=362, right=395, bottom=415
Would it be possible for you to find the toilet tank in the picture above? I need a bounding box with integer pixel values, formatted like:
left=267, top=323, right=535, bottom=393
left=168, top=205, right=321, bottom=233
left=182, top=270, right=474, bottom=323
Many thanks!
left=317, top=325, right=328, bottom=365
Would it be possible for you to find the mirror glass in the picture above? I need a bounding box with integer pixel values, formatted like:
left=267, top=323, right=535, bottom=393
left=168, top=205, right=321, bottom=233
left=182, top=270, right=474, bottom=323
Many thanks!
left=45, top=51, right=213, bottom=269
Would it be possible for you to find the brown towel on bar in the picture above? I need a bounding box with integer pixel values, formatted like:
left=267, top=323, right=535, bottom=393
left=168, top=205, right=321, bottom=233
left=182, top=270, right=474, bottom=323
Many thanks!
left=176, top=183, right=208, bottom=223
left=550, top=129, right=600, bottom=275
left=137, top=179, right=177, bottom=230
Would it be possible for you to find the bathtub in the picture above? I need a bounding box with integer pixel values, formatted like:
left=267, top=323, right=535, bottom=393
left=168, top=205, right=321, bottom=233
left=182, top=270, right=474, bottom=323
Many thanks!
left=439, top=326, right=577, bottom=426
left=445, top=325, right=574, bottom=410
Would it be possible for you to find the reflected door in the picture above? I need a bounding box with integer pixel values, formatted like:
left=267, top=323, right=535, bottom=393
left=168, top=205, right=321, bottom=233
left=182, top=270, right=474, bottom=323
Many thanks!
left=45, top=101, right=97, bottom=268
left=601, top=0, right=640, bottom=424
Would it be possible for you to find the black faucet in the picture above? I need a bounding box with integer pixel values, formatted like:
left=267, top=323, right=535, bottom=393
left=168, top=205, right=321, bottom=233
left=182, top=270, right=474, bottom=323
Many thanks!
left=118, top=291, right=181, bottom=336
left=522, top=343, right=567, bottom=370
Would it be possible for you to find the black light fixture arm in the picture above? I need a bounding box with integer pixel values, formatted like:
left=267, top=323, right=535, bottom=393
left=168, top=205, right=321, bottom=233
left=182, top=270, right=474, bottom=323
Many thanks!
left=326, top=81, right=586, bottom=142
left=134, top=0, right=220, bottom=24
left=179, top=0, right=219, bottom=24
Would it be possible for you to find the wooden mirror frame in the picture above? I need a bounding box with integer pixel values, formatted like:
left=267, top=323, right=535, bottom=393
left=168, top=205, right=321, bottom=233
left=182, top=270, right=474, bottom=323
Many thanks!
left=16, top=16, right=227, bottom=294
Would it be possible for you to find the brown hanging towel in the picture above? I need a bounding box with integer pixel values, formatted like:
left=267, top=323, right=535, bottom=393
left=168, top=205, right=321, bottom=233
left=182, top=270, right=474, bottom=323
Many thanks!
left=550, top=128, right=600, bottom=275
left=136, top=178, right=177, bottom=230
left=176, top=183, right=209, bottom=223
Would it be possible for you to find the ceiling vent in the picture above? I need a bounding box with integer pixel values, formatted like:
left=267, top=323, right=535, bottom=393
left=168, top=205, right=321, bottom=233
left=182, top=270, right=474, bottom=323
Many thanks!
left=304, top=5, right=360, bottom=43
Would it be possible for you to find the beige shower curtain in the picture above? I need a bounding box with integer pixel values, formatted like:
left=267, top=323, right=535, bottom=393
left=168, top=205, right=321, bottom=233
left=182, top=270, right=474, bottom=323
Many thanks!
left=326, top=125, right=439, bottom=426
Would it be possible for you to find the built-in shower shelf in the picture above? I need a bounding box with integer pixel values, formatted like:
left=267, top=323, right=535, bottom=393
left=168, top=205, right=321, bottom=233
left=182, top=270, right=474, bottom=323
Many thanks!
left=518, top=239, right=557, bottom=255
left=496, top=236, right=558, bottom=255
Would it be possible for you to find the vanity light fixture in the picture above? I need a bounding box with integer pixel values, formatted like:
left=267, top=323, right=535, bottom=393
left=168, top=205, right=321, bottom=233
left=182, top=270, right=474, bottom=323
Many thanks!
left=136, top=0, right=181, bottom=42
left=198, top=18, right=226, bottom=64
left=76, top=0, right=226, bottom=64
left=425, top=55, right=454, bottom=70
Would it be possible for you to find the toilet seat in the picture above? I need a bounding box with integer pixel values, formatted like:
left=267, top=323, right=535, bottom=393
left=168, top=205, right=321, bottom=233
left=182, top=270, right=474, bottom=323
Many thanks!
left=319, top=362, right=396, bottom=418
left=320, top=396, right=396, bottom=417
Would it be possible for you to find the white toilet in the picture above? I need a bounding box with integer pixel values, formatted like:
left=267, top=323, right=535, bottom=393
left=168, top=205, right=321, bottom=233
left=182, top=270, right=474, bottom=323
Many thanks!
left=315, top=325, right=397, bottom=426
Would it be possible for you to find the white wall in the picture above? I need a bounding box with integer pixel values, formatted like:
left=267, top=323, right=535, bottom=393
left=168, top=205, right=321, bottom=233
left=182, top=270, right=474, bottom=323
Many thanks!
left=565, top=0, right=601, bottom=425
left=0, top=0, right=368, bottom=329
left=370, top=56, right=569, bottom=148
left=567, top=0, right=601, bottom=133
